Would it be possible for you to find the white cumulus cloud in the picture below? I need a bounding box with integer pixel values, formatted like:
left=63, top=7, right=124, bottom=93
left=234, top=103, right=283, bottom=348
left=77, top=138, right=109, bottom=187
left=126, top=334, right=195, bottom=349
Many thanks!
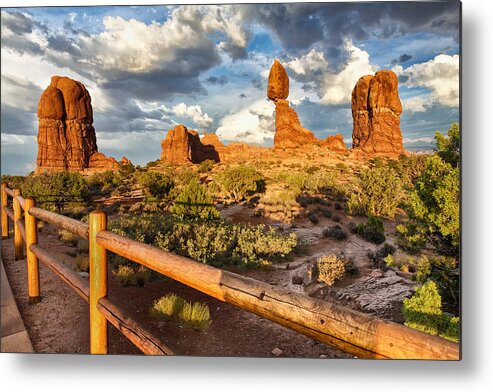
left=286, top=41, right=377, bottom=106
left=394, top=54, right=459, bottom=107
left=216, top=99, right=274, bottom=145
left=171, top=103, right=213, bottom=128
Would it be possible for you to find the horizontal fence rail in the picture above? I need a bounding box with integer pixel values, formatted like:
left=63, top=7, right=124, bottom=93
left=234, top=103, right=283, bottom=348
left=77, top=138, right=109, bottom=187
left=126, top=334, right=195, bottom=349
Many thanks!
left=0, top=183, right=460, bottom=359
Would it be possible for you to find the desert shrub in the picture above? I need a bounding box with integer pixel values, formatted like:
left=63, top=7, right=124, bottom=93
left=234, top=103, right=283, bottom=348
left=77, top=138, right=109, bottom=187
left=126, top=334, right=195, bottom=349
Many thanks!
left=355, top=216, right=386, bottom=244
left=367, top=243, right=396, bottom=269
left=332, top=215, right=341, bottom=223
left=304, top=165, right=320, bottom=175
left=156, top=221, right=297, bottom=267
left=304, top=171, right=336, bottom=195
left=308, top=213, right=319, bottom=224
left=111, top=213, right=297, bottom=268
left=398, top=153, right=459, bottom=257
left=335, top=202, right=342, bottom=210
left=9, top=172, right=89, bottom=210
left=402, top=281, right=459, bottom=342
left=138, top=171, right=174, bottom=200
left=171, top=178, right=220, bottom=221
left=320, top=208, right=332, bottom=218
left=179, top=301, right=211, bottom=331
left=346, top=166, right=404, bottom=219
left=176, top=170, right=199, bottom=187
left=316, top=254, right=349, bottom=286
left=198, top=159, right=216, bottom=173
left=414, top=255, right=459, bottom=304
left=275, top=172, right=308, bottom=191
left=145, top=160, right=159, bottom=169
left=58, top=229, right=79, bottom=247
left=150, top=293, right=211, bottom=331
left=87, top=171, right=119, bottom=193
left=435, top=123, right=459, bottom=168
left=150, top=293, right=185, bottom=320
left=113, top=265, right=150, bottom=287
left=336, top=162, right=349, bottom=174
left=259, top=190, right=300, bottom=221
left=322, top=225, right=348, bottom=240
left=215, top=165, right=265, bottom=202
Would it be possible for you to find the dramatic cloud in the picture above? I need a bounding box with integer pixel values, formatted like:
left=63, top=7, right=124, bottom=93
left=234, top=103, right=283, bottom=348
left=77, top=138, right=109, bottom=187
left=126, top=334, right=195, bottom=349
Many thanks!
left=216, top=99, right=275, bottom=145
left=395, top=54, right=460, bottom=107
left=254, top=2, right=459, bottom=69
left=286, top=41, right=377, bottom=105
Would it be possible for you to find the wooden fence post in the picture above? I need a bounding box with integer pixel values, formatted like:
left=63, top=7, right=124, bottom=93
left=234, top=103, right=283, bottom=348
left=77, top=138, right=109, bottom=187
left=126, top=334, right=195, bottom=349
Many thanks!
left=25, top=197, right=40, bottom=304
left=89, top=210, right=108, bottom=354
left=13, top=188, right=24, bottom=260
left=1, top=182, right=8, bottom=238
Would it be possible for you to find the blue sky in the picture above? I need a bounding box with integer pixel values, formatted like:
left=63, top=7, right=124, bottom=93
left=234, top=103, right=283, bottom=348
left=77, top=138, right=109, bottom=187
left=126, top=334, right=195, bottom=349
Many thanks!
left=1, top=2, right=460, bottom=175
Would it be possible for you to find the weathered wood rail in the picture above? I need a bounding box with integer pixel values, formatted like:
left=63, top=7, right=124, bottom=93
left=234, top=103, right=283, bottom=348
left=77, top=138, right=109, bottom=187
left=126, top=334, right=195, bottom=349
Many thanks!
left=1, top=183, right=460, bottom=359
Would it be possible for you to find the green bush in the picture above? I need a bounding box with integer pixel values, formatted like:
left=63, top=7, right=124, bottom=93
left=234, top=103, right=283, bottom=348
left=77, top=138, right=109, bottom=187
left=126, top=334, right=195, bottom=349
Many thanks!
left=414, top=255, right=459, bottom=304
left=198, top=159, right=216, bottom=173
left=399, top=153, right=459, bottom=257
left=7, top=172, right=89, bottom=209
left=346, top=166, right=404, bottom=219
left=113, top=265, right=150, bottom=287
left=171, top=178, right=220, bottom=221
left=304, top=171, right=336, bottom=195
left=402, top=281, right=459, bottom=342
left=138, top=171, right=174, bottom=199
left=87, top=171, right=119, bottom=193
left=111, top=213, right=298, bottom=268
left=156, top=221, right=297, bottom=267
left=215, top=165, right=265, bottom=202
left=322, top=225, right=348, bottom=240
left=355, top=216, right=386, bottom=244
left=435, top=123, right=459, bottom=168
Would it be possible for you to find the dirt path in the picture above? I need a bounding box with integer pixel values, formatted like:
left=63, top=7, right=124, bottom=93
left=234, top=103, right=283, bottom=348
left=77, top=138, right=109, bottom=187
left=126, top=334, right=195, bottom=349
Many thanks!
left=1, top=227, right=351, bottom=358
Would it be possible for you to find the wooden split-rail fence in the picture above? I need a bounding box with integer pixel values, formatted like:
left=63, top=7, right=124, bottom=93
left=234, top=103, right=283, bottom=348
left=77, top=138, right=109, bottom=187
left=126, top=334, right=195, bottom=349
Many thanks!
left=1, top=182, right=460, bottom=359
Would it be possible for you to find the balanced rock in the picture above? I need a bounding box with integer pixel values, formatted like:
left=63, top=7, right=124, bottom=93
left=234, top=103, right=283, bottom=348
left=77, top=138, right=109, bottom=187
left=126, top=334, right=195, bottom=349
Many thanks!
left=267, top=59, right=289, bottom=101
left=351, top=70, right=404, bottom=154
left=160, top=125, right=221, bottom=164
left=36, top=76, right=118, bottom=173
left=268, top=60, right=317, bottom=149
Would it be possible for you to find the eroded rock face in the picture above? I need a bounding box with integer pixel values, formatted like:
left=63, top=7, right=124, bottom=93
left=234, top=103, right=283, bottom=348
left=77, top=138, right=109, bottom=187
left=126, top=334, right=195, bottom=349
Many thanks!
left=351, top=70, right=404, bottom=154
left=160, top=125, right=221, bottom=164
left=273, top=100, right=317, bottom=148
left=36, top=76, right=118, bottom=173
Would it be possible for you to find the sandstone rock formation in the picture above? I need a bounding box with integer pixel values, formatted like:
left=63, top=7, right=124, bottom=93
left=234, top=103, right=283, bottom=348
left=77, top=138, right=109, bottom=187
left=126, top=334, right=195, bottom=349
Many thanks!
left=160, top=125, right=221, bottom=164
left=268, top=60, right=318, bottom=149
left=351, top=70, right=404, bottom=154
left=322, top=134, right=348, bottom=153
left=120, top=156, right=132, bottom=166
left=36, top=76, right=118, bottom=174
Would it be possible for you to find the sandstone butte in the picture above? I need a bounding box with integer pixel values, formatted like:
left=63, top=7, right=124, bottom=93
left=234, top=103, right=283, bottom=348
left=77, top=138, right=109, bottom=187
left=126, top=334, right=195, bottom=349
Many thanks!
left=351, top=70, right=404, bottom=155
left=267, top=60, right=347, bottom=152
left=160, top=125, right=224, bottom=164
left=36, top=76, right=120, bottom=174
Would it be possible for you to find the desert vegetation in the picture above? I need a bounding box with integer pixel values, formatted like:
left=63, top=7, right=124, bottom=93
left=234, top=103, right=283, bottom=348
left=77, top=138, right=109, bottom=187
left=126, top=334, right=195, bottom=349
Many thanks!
left=1, top=122, right=461, bottom=349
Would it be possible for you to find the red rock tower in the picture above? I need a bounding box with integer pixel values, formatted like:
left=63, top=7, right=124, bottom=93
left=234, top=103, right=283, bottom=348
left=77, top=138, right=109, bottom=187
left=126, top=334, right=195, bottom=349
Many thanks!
left=351, top=70, right=404, bottom=154
left=36, top=76, right=118, bottom=173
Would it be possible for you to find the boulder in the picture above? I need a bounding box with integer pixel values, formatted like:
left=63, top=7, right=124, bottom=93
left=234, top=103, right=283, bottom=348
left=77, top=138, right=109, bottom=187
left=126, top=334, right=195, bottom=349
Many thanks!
left=36, top=76, right=118, bottom=174
left=351, top=70, right=404, bottom=155
left=267, top=59, right=289, bottom=101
